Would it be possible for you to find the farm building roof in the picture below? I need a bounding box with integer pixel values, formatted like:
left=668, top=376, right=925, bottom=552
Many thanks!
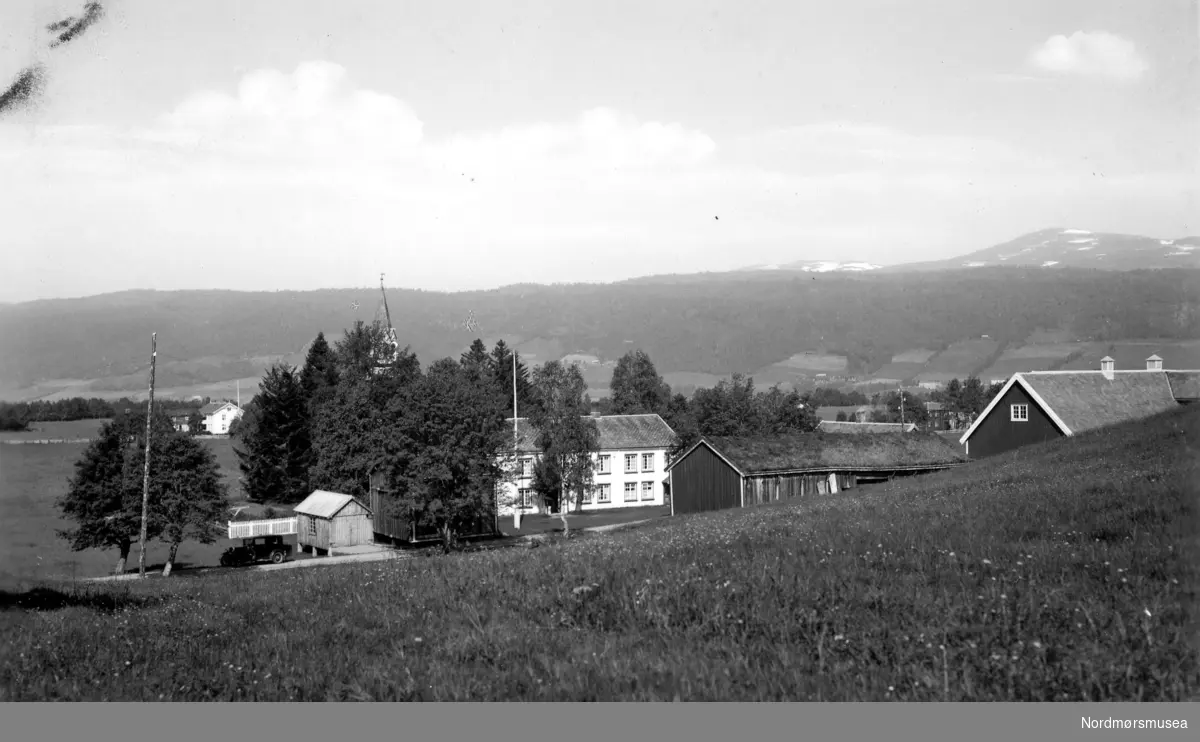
left=1166, top=371, right=1200, bottom=402
left=199, top=402, right=238, bottom=416
left=817, top=420, right=917, bottom=434
left=508, top=414, right=676, bottom=453
left=675, top=431, right=967, bottom=476
left=294, top=491, right=370, bottom=519
left=1016, top=371, right=1180, bottom=435
left=815, top=405, right=862, bottom=421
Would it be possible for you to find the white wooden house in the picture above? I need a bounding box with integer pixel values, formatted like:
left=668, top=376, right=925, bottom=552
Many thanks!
left=498, top=414, right=676, bottom=515
left=200, top=401, right=243, bottom=435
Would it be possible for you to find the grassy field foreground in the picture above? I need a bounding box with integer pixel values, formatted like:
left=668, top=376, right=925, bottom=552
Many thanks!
left=1, top=406, right=1197, bottom=701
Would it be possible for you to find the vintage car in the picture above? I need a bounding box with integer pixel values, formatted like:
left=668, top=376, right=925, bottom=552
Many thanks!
left=219, top=535, right=291, bottom=567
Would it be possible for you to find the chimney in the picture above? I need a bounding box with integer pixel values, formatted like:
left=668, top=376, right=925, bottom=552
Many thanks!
left=1100, top=356, right=1115, bottom=380
left=1146, top=354, right=1163, bottom=371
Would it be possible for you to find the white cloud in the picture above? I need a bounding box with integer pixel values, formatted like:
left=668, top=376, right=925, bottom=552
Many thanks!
left=149, top=61, right=425, bottom=161
left=0, top=60, right=1192, bottom=301
left=1029, top=31, right=1149, bottom=82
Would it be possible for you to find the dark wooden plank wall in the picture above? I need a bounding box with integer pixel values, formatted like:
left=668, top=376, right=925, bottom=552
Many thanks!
left=966, top=383, right=1063, bottom=458
left=671, top=443, right=743, bottom=514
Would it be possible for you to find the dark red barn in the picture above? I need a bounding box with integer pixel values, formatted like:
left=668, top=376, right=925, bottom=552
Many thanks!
left=959, top=356, right=1200, bottom=459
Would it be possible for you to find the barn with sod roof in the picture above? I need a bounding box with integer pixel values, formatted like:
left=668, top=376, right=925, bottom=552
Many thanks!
left=958, top=355, right=1200, bottom=459
left=665, top=431, right=968, bottom=516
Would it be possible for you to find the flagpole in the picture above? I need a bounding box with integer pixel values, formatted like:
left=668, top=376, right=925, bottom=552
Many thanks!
left=512, top=350, right=521, bottom=530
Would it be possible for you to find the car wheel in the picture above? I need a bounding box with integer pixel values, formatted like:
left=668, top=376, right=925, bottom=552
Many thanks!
left=270, top=550, right=286, bottom=564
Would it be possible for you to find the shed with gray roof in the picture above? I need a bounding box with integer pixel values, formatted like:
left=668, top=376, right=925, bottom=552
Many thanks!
left=294, top=490, right=373, bottom=555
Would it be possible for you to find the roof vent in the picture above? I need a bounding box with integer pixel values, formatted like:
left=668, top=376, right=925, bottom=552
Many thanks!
left=1146, top=354, right=1163, bottom=371
left=1100, top=356, right=1115, bottom=380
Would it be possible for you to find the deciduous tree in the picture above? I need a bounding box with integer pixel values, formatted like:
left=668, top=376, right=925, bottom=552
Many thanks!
left=527, top=360, right=599, bottom=535
left=56, top=411, right=179, bottom=575
left=385, top=358, right=508, bottom=551
left=153, top=434, right=228, bottom=576
left=609, top=349, right=671, bottom=416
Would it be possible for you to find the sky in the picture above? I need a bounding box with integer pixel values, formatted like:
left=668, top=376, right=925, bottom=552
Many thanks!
left=0, top=0, right=1196, bottom=302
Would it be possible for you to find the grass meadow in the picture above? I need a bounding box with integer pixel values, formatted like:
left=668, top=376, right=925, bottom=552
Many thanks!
left=1, top=405, right=1196, bottom=701
left=0, top=433, right=264, bottom=584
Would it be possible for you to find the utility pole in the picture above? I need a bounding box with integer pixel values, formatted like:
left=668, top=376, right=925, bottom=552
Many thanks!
left=899, top=384, right=905, bottom=427
left=137, top=332, right=157, bottom=578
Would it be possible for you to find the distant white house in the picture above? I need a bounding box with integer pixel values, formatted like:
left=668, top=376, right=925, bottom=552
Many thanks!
left=498, top=414, right=676, bottom=515
left=200, top=402, right=243, bottom=435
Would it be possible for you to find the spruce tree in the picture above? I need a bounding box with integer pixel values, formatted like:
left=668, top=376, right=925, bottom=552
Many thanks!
left=235, top=363, right=312, bottom=503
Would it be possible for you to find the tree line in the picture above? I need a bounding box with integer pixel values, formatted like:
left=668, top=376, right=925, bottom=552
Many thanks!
left=234, top=329, right=824, bottom=544
left=0, top=396, right=212, bottom=432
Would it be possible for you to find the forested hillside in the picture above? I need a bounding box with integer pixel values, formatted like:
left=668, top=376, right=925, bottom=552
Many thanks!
left=1, top=267, right=1196, bottom=393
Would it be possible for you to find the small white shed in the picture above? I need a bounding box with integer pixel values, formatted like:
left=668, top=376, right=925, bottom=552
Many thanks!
left=294, top=490, right=373, bottom=555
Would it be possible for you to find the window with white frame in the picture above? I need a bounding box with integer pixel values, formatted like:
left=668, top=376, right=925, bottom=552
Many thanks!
left=582, top=486, right=594, bottom=505
left=641, top=452, right=654, bottom=471
left=596, top=484, right=611, bottom=503
left=641, top=481, right=654, bottom=501
left=596, top=455, right=611, bottom=474
left=624, top=454, right=638, bottom=474
left=623, top=482, right=638, bottom=502
left=521, top=458, right=533, bottom=478
left=517, top=488, right=534, bottom=509
left=1010, top=404, right=1029, bottom=422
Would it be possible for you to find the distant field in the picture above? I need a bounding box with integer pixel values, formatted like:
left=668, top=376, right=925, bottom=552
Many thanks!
left=774, top=353, right=848, bottom=373
left=1000, top=342, right=1088, bottom=360
left=662, top=371, right=725, bottom=394
left=917, top=338, right=1001, bottom=378
left=0, top=437, right=254, bottom=584
left=870, top=361, right=927, bottom=381
left=0, top=377, right=261, bottom=404
left=0, top=419, right=109, bottom=442
left=889, top=349, right=939, bottom=364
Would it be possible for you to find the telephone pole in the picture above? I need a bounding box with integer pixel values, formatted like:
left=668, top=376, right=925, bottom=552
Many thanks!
left=137, top=332, right=157, bottom=578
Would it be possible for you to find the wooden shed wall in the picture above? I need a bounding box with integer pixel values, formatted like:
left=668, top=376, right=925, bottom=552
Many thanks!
left=297, top=513, right=329, bottom=551
left=370, top=488, right=413, bottom=543
left=297, top=500, right=373, bottom=551
left=330, top=501, right=372, bottom=547
left=743, top=472, right=856, bottom=507
left=671, top=443, right=743, bottom=514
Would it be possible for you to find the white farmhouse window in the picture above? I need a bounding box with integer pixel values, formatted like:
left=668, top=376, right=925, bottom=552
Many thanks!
left=641, top=453, right=654, bottom=471
left=624, top=454, right=638, bottom=474
left=597, top=484, right=611, bottom=503
left=518, top=488, right=534, bottom=509
left=596, top=455, right=611, bottom=474
left=521, top=458, right=533, bottom=478
left=624, top=482, right=638, bottom=502
left=641, top=481, right=654, bottom=501
left=582, top=486, right=594, bottom=505
left=1010, top=404, right=1028, bottom=422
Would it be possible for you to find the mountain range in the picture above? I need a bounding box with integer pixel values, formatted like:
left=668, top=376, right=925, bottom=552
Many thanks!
left=2, top=228, right=1198, bottom=402
left=737, top=228, right=1200, bottom=274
